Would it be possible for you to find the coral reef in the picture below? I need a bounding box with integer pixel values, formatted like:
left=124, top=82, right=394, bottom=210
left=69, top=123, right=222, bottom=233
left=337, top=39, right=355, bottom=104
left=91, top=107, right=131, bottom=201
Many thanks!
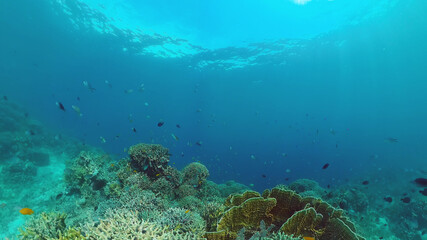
left=182, top=162, right=210, bottom=187
left=18, top=212, right=67, bottom=239
left=206, top=187, right=365, bottom=240
left=128, top=143, right=170, bottom=177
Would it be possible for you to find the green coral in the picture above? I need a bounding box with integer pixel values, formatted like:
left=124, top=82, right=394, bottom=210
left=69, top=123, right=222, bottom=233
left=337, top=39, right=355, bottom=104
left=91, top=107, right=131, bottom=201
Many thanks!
left=182, top=162, right=209, bottom=187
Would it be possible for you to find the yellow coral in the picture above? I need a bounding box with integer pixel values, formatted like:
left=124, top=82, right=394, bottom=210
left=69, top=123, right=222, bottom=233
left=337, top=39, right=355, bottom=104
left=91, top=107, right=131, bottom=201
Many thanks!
left=279, top=207, right=323, bottom=236
left=217, top=197, right=276, bottom=233
left=224, top=190, right=261, bottom=208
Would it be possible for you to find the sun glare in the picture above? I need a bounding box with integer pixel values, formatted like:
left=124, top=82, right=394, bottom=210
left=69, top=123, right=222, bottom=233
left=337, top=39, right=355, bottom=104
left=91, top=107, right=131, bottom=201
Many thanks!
left=293, top=0, right=312, bottom=5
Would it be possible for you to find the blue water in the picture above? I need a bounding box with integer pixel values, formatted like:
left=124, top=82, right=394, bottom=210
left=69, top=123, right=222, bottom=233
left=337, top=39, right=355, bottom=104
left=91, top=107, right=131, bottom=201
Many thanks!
left=1, top=0, right=427, bottom=238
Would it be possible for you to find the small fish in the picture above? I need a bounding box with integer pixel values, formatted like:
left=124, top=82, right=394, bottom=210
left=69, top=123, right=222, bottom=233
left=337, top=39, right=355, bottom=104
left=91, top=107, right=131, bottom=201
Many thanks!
left=19, top=208, right=34, bottom=215
left=384, top=197, right=392, bottom=203
left=329, top=128, right=336, bottom=135
left=414, top=178, right=427, bottom=187
left=176, top=124, right=181, bottom=128
left=71, top=105, right=83, bottom=117
left=261, top=174, right=267, bottom=178
left=250, top=155, right=256, bottom=160
left=362, top=180, right=369, bottom=185
left=322, top=163, right=330, bottom=169
left=100, top=137, right=106, bottom=143
left=285, top=169, right=291, bottom=173
left=138, top=83, right=145, bottom=92
left=195, top=141, right=202, bottom=146
left=110, top=164, right=115, bottom=167
left=156, top=173, right=160, bottom=177
left=185, top=209, right=190, bottom=214
left=285, top=178, right=289, bottom=181
left=56, top=102, right=66, bottom=111
left=171, top=134, right=179, bottom=141
left=83, top=81, right=96, bottom=92
left=386, top=137, right=398, bottom=143
left=303, top=237, right=315, bottom=240
left=124, top=89, right=134, bottom=94
left=401, top=197, right=411, bottom=203
left=144, top=102, right=149, bottom=106
left=132, top=128, right=137, bottom=133
left=249, top=183, right=254, bottom=187
left=105, top=80, right=112, bottom=88
left=157, top=122, right=164, bottom=127
left=3, top=96, right=8, bottom=101
left=181, top=152, right=184, bottom=157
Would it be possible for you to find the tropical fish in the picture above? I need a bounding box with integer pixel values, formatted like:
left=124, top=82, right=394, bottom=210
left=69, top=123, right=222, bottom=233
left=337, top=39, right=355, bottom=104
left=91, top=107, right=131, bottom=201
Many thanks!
left=83, top=81, right=96, bottom=92
left=132, top=128, right=137, bottom=133
left=156, top=173, right=160, bottom=177
left=414, top=178, right=427, bottom=187
left=362, top=180, right=369, bottom=185
left=401, top=197, right=411, bottom=203
left=171, top=134, right=179, bottom=141
left=144, top=102, right=149, bottom=106
left=303, top=237, right=315, bottom=240
left=195, top=141, right=202, bottom=146
left=100, top=136, right=106, bottom=143
left=124, top=89, right=134, bottom=94
left=185, top=209, right=190, bottom=214
left=105, top=80, right=112, bottom=88
left=56, top=102, right=65, bottom=111
left=384, top=197, right=392, bottom=203
left=386, top=137, right=398, bottom=143
left=71, top=105, right=82, bottom=117
left=176, top=124, right=181, bottom=128
left=19, top=208, right=34, bottom=215
left=322, top=163, right=330, bottom=169
left=250, top=155, right=256, bottom=160
left=157, top=122, right=164, bottom=127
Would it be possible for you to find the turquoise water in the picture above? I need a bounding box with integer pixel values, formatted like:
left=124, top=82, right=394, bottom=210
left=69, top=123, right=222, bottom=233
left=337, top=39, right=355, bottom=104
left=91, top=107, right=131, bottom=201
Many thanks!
left=0, top=0, right=426, bottom=239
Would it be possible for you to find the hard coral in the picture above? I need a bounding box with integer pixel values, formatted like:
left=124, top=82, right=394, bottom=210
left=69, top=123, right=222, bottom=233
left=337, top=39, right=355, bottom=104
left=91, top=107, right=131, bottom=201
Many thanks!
left=182, top=162, right=209, bottom=187
left=18, top=212, right=67, bottom=240
left=128, top=143, right=170, bottom=177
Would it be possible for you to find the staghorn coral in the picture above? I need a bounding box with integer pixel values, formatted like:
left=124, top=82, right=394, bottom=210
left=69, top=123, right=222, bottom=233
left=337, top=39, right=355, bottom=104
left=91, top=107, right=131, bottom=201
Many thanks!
left=153, top=207, right=206, bottom=235
left=178, top=196, right=204, bottom=211
left=128, top=143, right=170, bottom=177
left=182, top=162, right=209, bottom=187
left=18, top=212, right=67, bottom=240
left=52, top=228, right=86, bottom=240
left=83, top=208, right=204, bottom=239
left=176, top=184, right=198, bottom=198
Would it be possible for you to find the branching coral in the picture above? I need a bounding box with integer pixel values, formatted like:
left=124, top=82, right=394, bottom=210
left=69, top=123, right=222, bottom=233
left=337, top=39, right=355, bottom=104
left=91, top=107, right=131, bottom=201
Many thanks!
left=18, top=212, right=67, bottom=240
left=153, top=207, right=206, bottom=235
left=128, top=143, right=170, bottom=177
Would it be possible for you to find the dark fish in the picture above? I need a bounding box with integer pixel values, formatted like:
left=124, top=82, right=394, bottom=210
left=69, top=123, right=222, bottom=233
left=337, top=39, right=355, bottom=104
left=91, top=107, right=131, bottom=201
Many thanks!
left=384, top=197, right=392, bottom=203
left=285, top=178, right=289, bottom=181
left=420, top=188, right=427, bottom=196
left=362, top=180, right=369, bottom=185
left=327, top=184, right=330, bottom=189
left=261, top=174, right=267, bottom=178
left=29, top=130, right=35, bottom=136
left=132, top=128, right=137, bottom=133
left=386, top=137, right=398, bottom=143
left=322, top=163, right=330, bottom=169
left=157, top=122, right=164, bottom=127
left=195, top=141, right=202, bottom=146
left=401, top=197, right=411, bottom=203
left=3, top=96, right=8, bottom=101
left=176, top=124, right=181, bottom=128
left=56, top=102, right=65, bottom=111
left=414, top=178, right=427, bottom=187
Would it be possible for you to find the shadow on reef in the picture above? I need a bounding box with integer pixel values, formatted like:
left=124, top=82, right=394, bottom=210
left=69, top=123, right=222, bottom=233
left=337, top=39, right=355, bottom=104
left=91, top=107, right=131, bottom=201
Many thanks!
left=14, top=141, right=365, bottom=240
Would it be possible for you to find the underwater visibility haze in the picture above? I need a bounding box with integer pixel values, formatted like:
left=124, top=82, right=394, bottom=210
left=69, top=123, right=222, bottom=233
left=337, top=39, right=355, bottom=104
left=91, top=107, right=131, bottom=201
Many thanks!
left=0, top=0, right=426, bottom=239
